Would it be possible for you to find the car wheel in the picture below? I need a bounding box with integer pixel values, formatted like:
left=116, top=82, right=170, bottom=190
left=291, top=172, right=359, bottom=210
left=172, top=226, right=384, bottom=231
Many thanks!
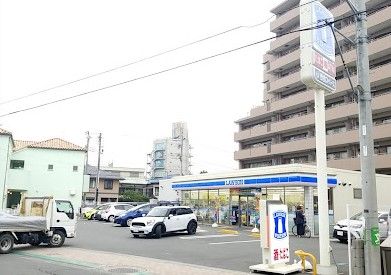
left=187, top=221, right=197, bottom=235
left=89, top=214, right=94, bottom=220
left=126, top=219, right=133, bottom=227
left=48, top=230, right=65, bottom=247
left=0, top=233, right=14, bottom=254
left=155, top=225, right=162, bottom=239
left=108, top=216, right=115, bottom=223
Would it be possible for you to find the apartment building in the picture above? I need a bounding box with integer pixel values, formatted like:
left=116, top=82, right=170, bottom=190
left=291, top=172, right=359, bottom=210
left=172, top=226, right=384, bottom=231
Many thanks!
left=145, top=122, right=192, bottom=198
left=234, top=0, right=391, bottom=175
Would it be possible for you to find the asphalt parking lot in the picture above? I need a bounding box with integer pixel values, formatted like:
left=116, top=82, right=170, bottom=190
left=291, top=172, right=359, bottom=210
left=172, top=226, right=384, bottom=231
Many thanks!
left=0, top=219, right=350, bottom=274
left=72, top=220, right=349, bottom=273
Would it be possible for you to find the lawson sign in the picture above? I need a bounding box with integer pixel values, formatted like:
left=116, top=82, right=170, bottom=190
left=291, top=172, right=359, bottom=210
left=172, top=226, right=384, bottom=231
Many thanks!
left=300, top=0, right=336, bottom=93
left=268, top=204, right=290, bottom=264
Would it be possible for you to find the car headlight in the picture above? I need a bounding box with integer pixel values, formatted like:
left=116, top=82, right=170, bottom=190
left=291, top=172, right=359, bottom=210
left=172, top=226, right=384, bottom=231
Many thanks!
left=146, top=219, right=155, bottom=226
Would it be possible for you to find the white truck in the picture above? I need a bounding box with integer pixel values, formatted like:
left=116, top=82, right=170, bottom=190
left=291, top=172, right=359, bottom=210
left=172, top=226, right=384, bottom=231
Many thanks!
left=0, top=196, right=76, bottom=254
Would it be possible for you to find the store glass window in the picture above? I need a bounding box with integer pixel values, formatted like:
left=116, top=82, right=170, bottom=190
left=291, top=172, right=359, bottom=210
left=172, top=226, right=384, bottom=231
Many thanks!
left=182, top=191, right=191, bottom=206
left=190, top=190, right=199, bottom=207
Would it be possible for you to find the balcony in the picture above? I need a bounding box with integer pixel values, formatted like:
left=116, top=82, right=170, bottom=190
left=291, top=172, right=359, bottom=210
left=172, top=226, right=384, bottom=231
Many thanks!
left=327, top=154, right=391, bottom=171
left=269, top=69, right=301, bottom=94
left=235, top=92, right=391, bottom=142
left=235, top=122, right=391, bottom=161
left=269, top=4, right=391, bottom=54
left=268, top=57, right=391, bottom=96
left=234, top=146, right=269, bottom=161
left=270, top=0, right=385, bottom=34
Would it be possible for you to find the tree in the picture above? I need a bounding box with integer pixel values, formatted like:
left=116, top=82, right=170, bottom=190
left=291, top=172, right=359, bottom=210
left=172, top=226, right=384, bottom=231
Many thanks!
left=119, top=190, right=149, bottom=202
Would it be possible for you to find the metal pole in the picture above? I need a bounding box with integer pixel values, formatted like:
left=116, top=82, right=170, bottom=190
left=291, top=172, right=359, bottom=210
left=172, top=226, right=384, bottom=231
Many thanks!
left=347, top=204, right=352, bottom=275
left=84, top=131, right=90, bottom=174
left=355, top=0, right=381, bottom=273
left=95, top=133, right=102, bottom=206
left=314, top=89, right=332, bottom=269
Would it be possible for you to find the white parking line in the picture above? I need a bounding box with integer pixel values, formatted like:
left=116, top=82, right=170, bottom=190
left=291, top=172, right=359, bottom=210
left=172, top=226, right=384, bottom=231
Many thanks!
left=180, top=234, right=238, bottom=240
left=209, top=240, right=260, bottom=245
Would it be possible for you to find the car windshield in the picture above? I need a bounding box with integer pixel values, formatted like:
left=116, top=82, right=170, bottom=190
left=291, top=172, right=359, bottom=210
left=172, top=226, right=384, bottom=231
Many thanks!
left=350, top=212, right=363, bottom=220
left=127, top=204, right=147, bottom=212
left=147, top=208, right=169, bottom=217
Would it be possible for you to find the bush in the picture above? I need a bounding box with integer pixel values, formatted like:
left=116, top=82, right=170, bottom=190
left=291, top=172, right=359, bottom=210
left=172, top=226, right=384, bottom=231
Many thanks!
left=119, top=190, right=149, bottom=202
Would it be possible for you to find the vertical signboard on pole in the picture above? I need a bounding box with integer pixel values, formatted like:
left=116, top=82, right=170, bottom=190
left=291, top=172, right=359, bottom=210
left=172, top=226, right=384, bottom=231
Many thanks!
left=268, top=204, right=290, bottom=264
left=300, top=0, right=336, bottom=93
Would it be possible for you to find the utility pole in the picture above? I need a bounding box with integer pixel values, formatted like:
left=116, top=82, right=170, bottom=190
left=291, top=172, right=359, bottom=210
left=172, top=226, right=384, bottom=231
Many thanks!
left=82, top=131, right=91, bottom=205
left=354, top=0, right=381, bottom=273
left=95, top=133, right=102, bottom=206
left=84, top=131, right=91, bottom=174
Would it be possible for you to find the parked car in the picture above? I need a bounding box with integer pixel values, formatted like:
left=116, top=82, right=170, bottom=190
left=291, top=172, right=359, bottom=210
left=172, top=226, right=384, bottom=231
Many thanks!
left=94, top=204, right=111, bottom=221
left=129, top=206, right=197, bottom=238
left=333, top=211, right=389, bottom=243
left=101, top=203, right=133, bottom=222
left=114, top=203, right=156, bottom=227
left=84, top=204, right=108, bottom=220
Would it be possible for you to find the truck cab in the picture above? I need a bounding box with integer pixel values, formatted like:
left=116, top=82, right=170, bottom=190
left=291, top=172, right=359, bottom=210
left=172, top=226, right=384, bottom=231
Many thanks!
left=0, top=196, right=76, bottom=253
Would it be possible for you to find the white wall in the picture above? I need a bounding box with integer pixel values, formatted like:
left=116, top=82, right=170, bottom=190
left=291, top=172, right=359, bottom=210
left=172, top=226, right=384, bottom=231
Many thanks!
left=332, top=170, right=391, bottom=222
left=0, top=135, right=12, bottom=209
left=159, top=179, right=179, bottom=201
left=7, top=148, right=85, bottom=211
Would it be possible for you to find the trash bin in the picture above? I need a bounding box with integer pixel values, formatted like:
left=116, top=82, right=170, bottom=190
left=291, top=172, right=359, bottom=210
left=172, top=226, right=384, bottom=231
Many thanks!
left=381, top=235, right=391, bottom=275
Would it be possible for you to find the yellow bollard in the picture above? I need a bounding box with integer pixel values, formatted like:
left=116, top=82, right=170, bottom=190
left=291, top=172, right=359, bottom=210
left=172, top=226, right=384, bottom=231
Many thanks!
left=294, top=250, right=317, bottom=275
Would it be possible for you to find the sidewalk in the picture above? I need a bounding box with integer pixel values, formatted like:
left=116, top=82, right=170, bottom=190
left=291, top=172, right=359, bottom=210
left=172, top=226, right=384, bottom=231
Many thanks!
left=15, top=247, right=249, bottom=275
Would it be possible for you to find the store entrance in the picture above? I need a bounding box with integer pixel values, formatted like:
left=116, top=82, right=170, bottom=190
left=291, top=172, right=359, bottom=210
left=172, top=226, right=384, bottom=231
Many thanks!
left=230, top=191, right=258, bottom=227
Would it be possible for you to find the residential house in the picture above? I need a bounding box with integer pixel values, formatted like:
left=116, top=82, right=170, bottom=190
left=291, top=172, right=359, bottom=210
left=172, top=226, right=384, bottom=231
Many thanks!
left=0, top=129, right=86, bottom=212
left=84, top=165, right=123, bottom=205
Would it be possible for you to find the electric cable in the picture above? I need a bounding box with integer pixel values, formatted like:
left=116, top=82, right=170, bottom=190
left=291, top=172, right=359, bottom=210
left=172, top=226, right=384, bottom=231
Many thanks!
left=0, top=2, right=389, bottom=118
left=0, top=0, right=319, bottom=106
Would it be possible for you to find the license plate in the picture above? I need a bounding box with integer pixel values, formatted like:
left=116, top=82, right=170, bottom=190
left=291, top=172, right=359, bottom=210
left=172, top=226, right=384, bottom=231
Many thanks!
left=337, top=231, right=344, bottom=236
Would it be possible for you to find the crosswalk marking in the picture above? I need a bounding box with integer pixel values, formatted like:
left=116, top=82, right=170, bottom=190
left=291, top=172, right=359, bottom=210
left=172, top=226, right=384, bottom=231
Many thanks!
left=180, top=234, right=238, bottom=240
left=209, top=240, right=261, bottom=245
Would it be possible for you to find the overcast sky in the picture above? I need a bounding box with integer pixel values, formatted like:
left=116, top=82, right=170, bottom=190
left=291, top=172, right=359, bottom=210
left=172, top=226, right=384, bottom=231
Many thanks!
left=0, top=0, right=284, bottom=174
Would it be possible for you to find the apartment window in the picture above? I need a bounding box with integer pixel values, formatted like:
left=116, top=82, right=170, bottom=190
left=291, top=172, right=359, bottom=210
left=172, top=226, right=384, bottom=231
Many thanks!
left=73, top=166, right=78, bottom=172
left=154, top=187, right=159, bottom=196
left=104, top=179, right=113, bottom=190
left=89, top=178, right=96, bottom=189
left=10, top=160, right=24, bottom=169
left=353, top=188, right=362, bottom=199
left=48, top=164, right=54, bottom=171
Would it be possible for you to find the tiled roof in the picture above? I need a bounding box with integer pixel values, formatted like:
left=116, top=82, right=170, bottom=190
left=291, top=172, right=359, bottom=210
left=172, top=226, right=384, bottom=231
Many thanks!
left=14, top=138, right=85, bottom=152
left=14, top=140, right=36, bottom=151
left=0, top=128, right=12, bottom=135
left=86, top=165, right=124, bottom=180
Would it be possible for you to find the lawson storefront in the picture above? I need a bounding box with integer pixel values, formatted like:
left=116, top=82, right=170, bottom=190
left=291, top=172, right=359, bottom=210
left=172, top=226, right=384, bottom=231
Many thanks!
left=159, top=164, right=338, bottom=234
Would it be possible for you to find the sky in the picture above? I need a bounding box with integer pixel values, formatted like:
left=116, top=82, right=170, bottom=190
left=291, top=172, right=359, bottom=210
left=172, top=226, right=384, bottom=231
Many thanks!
left=0, top=0, right=284, bottom=174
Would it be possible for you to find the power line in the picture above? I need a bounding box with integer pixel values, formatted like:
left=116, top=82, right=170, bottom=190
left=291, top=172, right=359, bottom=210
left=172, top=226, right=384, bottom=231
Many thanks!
left=0, top=18, right=273, bottom=107
left=0, top=0, right=318, bottom=106
left=1, top=3, right=388, bottom=119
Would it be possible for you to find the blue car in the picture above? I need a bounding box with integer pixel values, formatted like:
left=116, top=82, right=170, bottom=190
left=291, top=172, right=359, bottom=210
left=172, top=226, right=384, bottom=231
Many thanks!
left=114, top=203, right=156, bottom=227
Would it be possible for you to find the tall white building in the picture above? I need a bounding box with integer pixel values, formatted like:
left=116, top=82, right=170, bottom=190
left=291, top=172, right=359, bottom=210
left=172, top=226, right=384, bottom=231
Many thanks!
left=146, top=122, right=191, bottom=198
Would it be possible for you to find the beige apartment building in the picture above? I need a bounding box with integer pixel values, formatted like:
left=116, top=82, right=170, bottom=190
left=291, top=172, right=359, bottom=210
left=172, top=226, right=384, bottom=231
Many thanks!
left=235, top=0, right=391, bottom=175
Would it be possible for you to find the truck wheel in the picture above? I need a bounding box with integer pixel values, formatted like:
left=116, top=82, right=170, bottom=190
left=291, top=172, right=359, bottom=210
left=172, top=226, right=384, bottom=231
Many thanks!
left=0, top=233, right=14, bottom=254
left=49, top=230, right=65, bottom=247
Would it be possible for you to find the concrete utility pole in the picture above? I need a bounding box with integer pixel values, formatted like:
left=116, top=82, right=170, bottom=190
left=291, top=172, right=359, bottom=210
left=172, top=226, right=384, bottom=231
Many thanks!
left=95, top=133, right=102, bottom=205
left=354, top=0, right=381, bottom=273
left=84, top=131, right=91, bottom=174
